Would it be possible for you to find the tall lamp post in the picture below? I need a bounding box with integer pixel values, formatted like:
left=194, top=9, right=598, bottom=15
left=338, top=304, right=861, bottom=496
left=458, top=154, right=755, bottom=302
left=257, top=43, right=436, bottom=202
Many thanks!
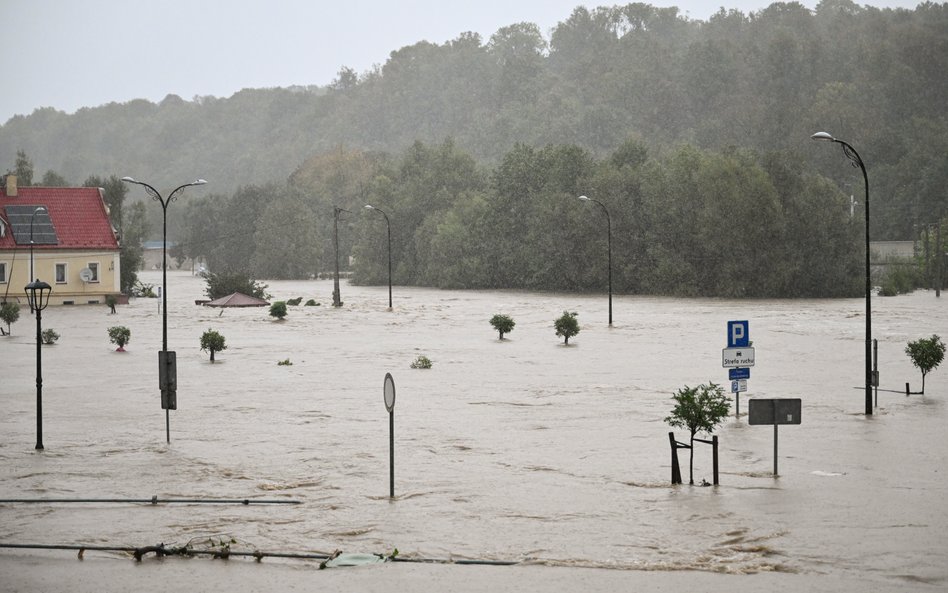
left=29, top=206, right=47, bottom=284
left=811, top=132, right=873, bottom=415
left=25, top=279, right=52, bottom=450
left=578, top=195, right=613, bottom=326
left=121, top=177, right=207, bottom=442
left=365, top=205, right=392, bottom=310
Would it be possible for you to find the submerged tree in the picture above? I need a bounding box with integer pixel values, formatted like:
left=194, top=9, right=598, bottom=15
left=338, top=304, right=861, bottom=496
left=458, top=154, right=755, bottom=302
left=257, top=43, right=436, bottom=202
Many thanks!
left=664, top=382, right=730, bottom=485
left=200, top=329, right=227, bottom=362
left=490, top=314, right=516, bottom=340
left=0, top=302, right=20, bottom=335
left=905, top=335, right=946, bottom=394
left=108, top=326, right=131, bottom=352
left=554, top=311, right=580, bottom=345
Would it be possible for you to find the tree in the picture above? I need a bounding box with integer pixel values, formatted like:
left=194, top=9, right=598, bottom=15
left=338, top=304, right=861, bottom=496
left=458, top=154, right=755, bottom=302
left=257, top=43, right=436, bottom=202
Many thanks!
left=202, top=271, right=269, bottom=300
left=269, top=301, right=288, bottom=320
left=14, top=149, right=33, bottom=186
left=0, top=302, right=19, bottom=335
left=200, top=329, right=227, bottom=362
left=554, top=310, right=580, bottom=345
left=40, top=170, right=69, bottom=186
left=41, top=328, right=60, bottom=344
left=664, top=383, right=730, bottom=485
left=490, top=314, right=516, bottom=340
left=905, top=335, right=946, bottom=394
left=108, top=326, right=131, bottom=351
left=119, top=201, right=149, bottom=293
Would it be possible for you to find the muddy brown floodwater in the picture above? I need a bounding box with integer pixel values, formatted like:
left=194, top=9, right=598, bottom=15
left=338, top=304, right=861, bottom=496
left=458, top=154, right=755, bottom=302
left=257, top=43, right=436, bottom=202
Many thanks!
left=2, top=270, right=946, bottom=592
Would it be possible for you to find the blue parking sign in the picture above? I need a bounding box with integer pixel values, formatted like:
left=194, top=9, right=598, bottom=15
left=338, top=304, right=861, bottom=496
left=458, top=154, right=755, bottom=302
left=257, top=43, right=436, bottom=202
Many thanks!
left=727, top=320, right=749, bottom=348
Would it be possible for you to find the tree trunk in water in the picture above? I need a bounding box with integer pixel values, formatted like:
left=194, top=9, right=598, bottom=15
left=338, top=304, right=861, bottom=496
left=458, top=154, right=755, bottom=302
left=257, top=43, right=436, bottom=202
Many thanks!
left=689, top=431, right=695, bottom=485
left=211, top=349, right=216, bottom=363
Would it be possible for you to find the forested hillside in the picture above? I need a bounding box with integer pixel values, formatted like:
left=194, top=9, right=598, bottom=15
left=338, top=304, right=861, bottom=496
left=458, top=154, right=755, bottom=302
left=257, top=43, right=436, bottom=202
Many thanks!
left=2, top=1, right=946, bottom=296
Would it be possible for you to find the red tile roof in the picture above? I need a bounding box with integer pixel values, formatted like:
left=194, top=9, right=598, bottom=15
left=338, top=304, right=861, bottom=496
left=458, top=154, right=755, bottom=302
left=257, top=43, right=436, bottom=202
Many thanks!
left=0, top=186, right=119, bottom=251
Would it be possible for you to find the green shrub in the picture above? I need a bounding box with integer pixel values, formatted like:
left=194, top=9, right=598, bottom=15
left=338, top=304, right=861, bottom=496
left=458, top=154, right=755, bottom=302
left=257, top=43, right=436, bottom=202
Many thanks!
left=304, top=299, right=319, bottom=306
left=410, top=355, right=433, bottom=369
left=269, top=301, right=288, bottom=320
left=287, top=297, right=303, bottom=306
left=277, top=358, right=293, bottom=366
left=108, top=326, right=131, bottom=350
left=42, top=328, right=60, bottom=344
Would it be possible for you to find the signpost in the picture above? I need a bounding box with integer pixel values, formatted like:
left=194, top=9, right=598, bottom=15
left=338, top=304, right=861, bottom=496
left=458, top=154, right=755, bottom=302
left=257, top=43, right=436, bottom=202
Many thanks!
left=748, top=398, right=802, bottom=476
left=383, top=373, right=396, bottom=499
left=724, top=321, right=752, bottom=418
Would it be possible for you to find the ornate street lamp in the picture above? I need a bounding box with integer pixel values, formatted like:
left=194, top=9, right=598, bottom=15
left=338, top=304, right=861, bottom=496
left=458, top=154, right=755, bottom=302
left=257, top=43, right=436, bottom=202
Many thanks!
left=811, top=132, right=873, bottom=415
left=25, top=279, right=52, bottom=450
left=579, top=195, right=613, bottom=326
left=365, top=205, right=393, bottom=310
left=121, top=177, right=206, bottom=442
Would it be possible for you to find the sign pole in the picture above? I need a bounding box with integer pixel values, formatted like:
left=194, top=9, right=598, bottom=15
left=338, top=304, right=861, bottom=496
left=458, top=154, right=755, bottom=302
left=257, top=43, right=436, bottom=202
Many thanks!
left=383, top=373, right=396, bottom=499
left=389, top=410, right=395, bottom=498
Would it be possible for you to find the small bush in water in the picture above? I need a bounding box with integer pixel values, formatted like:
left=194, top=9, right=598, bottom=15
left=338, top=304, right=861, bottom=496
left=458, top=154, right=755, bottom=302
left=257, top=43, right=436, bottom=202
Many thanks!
left=410, top=355, right=432, bottom=369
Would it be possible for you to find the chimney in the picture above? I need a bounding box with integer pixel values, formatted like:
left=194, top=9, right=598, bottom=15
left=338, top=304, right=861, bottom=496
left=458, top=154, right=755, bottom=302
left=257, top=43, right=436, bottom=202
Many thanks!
left=4, top=174, right=16, bottom=197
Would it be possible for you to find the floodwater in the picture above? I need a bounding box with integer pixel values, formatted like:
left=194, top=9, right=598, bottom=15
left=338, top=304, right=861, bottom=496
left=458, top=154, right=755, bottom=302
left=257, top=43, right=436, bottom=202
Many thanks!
left=1, top=270, right=946, bottom=591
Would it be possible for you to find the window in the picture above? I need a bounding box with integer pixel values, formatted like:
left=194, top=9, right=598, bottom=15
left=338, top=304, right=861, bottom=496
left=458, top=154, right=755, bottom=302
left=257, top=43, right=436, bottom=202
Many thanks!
left=55, top=263, right=67, bottom=283
left=88, top=262, right=99, bottom=282
left=0, top=262, right=6, bottom=283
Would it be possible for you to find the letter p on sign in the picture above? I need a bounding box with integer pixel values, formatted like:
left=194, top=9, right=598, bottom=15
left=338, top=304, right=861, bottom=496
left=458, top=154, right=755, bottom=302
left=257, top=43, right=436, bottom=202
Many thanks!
left=728, top=320, right=749, bottom=348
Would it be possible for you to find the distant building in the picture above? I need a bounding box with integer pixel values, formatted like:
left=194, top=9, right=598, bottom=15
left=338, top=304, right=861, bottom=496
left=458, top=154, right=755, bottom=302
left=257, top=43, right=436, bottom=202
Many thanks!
left=0, top=174, right=121, bottom=306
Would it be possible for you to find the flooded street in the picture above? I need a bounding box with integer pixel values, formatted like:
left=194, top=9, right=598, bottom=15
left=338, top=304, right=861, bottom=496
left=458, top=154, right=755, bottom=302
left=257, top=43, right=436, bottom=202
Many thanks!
left=2, top=270, right=946, bottom=591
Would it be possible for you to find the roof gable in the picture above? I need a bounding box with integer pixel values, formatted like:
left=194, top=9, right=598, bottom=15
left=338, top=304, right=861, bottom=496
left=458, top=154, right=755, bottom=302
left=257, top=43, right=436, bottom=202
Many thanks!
left=0, top=187, right=119, bottom=251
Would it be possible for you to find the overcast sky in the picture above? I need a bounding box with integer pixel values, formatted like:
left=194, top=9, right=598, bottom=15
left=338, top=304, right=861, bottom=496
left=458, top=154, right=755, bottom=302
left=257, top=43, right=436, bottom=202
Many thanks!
left=1, top=0, right=923, bottom=123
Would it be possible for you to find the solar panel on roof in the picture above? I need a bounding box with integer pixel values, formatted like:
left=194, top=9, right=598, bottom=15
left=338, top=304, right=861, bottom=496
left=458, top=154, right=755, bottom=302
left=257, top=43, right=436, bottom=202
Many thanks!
left=5, top=204, right=59, bottom=245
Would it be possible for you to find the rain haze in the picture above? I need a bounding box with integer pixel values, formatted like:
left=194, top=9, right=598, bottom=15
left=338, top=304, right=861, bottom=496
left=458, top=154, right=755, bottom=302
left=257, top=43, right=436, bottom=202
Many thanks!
left=0, top=0, right=926, bottom=122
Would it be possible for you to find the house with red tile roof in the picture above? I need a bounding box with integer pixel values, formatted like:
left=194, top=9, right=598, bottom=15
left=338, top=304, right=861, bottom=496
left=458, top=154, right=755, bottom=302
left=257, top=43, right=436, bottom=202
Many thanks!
left=1, top=174, right=121, bottom=306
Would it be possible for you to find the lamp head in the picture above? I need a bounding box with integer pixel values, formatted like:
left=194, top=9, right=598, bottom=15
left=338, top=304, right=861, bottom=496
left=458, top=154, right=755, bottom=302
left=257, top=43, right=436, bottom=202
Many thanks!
left=578, top=195, right=590, bottom=202
left=25, top=279, right=52, bottom=313
left=811, top=132, right=835, bottom=142
left=365, top=204, right=375, bottom=210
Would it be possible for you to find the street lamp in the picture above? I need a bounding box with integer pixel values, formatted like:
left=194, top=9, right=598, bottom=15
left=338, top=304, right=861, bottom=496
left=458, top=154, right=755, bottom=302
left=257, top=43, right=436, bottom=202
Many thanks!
left=29, top=206, right=47, bottom=290
left=25, top=279, right=52, bottom=450
left=365, top=205, right=392, bottom=310
left=811, top=132, right=873, bottom=415
left=578, top=195, right=613, bottom=326
left=121, top=177, right=206, bottom=442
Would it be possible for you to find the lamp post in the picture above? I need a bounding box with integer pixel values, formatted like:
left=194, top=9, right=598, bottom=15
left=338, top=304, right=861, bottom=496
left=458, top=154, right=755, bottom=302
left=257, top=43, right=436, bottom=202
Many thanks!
left=578, top=195, right=613, bottom=326
left=811, top=132, right=873, bottom=415
left=25, top=279, right=52, bottom=450
left=365, top=205, right=392, bottom=310
left=121, top=177, right=206, bottom=441
left=29, top=206, right=47, bottom=288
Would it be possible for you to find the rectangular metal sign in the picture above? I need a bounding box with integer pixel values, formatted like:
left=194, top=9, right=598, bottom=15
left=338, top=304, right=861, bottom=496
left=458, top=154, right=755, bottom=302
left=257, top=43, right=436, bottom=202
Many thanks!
left=729, top=367, right=750, bottom=380
left=727, top=320, right=749, bottom=348
left=748, top=398, right=801, bottom=425
left=730, top=379, right=747, bottom=393
left=722, top=347, right=755, bottom=368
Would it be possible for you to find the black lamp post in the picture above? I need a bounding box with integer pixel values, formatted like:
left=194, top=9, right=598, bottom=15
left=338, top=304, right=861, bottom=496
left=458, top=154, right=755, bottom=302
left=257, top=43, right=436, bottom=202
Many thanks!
left=811, top=132, right=873, bottom=416
left=578, top=195, right=613, bottom=326
left=25, top=279, right=52, bottom=450
left=121, top=177, right=206, bottom=442
left=29, top=206, right=47, bottom=284
left=365, top=205, right=392, bottom=310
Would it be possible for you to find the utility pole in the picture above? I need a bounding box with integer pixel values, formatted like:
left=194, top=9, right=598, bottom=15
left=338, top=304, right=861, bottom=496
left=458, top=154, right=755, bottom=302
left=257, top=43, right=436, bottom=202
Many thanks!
left=332, top=206, right=349, bottom=307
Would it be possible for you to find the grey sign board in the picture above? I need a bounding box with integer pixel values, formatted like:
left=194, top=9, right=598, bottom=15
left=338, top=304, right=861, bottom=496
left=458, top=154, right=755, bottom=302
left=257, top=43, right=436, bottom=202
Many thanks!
left=748, top=398, right=801, bottom=425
